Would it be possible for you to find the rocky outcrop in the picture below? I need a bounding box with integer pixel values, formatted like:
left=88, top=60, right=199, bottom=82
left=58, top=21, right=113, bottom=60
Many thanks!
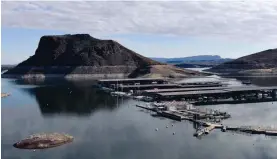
left=13, top=133, right=73, bottom=149
left=206, top=48, right=277, bottom=75
left=3, top=34, right=205, bottom=79
left=17, top=34, right=161, bottom=67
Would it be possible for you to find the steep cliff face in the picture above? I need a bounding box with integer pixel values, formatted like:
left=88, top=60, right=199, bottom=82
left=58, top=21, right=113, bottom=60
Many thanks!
left=207, top=48, right=277, bottom=73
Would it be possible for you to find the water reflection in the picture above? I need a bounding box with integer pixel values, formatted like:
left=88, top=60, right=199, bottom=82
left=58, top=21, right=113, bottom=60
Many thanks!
left=11, top=78, right=98, bottom=86
left=2, top=77, right=277, bottom=159
left=22, top=83, right=128, bottom=116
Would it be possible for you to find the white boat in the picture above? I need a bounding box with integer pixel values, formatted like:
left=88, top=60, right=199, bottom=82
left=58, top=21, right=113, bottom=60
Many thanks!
left=111, top=91, right=128, bottom=97
left=101, top=87, right=114, bottom=93
left=133, top=96, right=144, bottom=100
left=133, top=95, right=153, bottom=101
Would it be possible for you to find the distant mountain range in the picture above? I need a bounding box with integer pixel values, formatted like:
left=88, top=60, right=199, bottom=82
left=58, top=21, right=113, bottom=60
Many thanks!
left=1, top=55, right=233, bottom=72
left=4, top=47, right=276, bottom=76
left=150, top=55, right=233, bottom=68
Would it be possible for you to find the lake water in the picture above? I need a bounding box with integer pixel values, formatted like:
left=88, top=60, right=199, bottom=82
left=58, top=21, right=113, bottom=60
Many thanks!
left=2, top=77, right=277, bottom=159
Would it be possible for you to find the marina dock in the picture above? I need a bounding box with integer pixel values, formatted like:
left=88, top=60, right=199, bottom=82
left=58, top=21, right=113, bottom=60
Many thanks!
left=153, top=86, right=277, bottom=101
left=177, top=81, right=222, bottom=85
left=101, top=83, right=226, bottom=92
left=98, top=78, right=277, bottom=138
left=98, top=78, right=168, bottom=87
left=136, top=102, right=277, bottom=137
left=99, top=78, right=277, bottom=103
left=118, top=83, right=182, bottom=91
left=143, top=86, right=229, bottom=94
left=98, top=78, right=225, bottom=90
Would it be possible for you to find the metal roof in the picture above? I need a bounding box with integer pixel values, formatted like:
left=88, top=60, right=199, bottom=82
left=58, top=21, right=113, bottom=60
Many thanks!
left=120, top=83, right=180, bottom=88
left=98, top=78, right=166, bottom=82
left=158, top=90, right=229, bottom=96
left=143, top=87, right=229, bottom=93
left=157, top=86, right=277, bottom=97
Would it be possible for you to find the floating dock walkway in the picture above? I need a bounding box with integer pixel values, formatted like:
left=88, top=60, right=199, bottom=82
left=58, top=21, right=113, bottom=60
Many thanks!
left=119, top=84, right=182, bottom=91
left=98, top=78, right=168, bottom=86
left=98, top=78, right=226, bottom=91
left=143, top=86, right=229, bottom=94
left=136, top=102, right=277, bottom=138
left=152, top=86, right=277, bottom=101
left=98, top=78, right=277, bottom=138
left=107, top=83, right=226, bottom=91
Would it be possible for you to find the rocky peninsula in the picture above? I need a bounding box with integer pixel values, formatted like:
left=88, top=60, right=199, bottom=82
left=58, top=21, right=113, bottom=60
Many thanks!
left=3, top=34, right=206, bottom=80
left=206, top=48, right=277, bottom=76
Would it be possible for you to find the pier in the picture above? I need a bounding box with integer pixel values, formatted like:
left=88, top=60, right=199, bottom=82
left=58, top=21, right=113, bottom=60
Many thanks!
left=136, top=103, right=277, bottom=137
left=143, top=86, right=229, bottom=94
left=99, top=82, right=225, bottom=92
left=98, top=78, right=168, bottom=87
left=118, top=83, right=182, bottom=91
left=152, top=86, right=277, bottom=102
left=98, top=78, right=277, bottom=105
left=177, top=81, right=222, bottom=85
left=97, top=78, right=277, bottom=138
left=98, top=78, right=226, bottom=91
left=120, top=83, right=226, bottom=91
left=136, top=101, right=231, bottom=123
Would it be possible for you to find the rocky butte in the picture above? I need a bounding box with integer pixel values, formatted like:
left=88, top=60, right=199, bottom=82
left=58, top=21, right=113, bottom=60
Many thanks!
left=3, top=34, right=206, bottom=79
left=206, top=48, right=277, bottom=76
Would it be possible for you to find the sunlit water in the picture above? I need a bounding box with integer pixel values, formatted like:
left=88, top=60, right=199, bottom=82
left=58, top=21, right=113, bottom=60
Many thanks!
left=2, top=76, right=277, bottom=159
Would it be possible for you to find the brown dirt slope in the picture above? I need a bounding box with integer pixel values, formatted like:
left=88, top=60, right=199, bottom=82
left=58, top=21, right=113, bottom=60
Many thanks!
left=129, top=65, right=207, bottom=78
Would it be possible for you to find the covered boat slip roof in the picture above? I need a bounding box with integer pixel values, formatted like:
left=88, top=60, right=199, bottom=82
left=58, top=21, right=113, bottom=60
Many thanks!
left=226, top=86, right=277, bottom=92
left=98, top=78, right=167, bottom=82
left=158, top=90, right=229, bottom=96
left=178, top=82, right=222, bottom=85
left=156, top=86, right=277, bottom=97
left=120, top=83, right=227, bottom=89
left=98, top=78, right=224, bottom=86
left=143, top=87, right=229, bottom=93
left=180, top=84, right=226, bottom=87
left=119, top=83, right=180, bottom=88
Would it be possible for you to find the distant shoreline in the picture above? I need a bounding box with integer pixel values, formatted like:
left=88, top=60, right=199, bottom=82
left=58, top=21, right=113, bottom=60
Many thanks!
left=3, top=72, right=277, bottom=81
left=203, top=72, right=277, bottom=77
left=204, top=68, right=277, bottom=76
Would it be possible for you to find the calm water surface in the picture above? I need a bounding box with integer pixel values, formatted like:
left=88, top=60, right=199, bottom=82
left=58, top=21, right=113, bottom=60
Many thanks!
left=2, top=77, right=277, bottom=159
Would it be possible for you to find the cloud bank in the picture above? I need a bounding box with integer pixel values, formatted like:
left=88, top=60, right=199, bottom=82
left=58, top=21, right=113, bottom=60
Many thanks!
left=2, top=1, right=277, bottom=42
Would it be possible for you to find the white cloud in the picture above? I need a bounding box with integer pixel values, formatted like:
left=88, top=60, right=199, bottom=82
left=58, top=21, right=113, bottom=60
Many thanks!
left=2, top=1, right=277, bottom=42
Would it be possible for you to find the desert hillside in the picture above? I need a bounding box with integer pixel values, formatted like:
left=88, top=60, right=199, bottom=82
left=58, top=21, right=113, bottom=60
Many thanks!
left=206, top=48, right=277, bottom=75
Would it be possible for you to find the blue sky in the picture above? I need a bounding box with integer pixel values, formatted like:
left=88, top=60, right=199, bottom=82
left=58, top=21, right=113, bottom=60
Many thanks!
left=2, top=1, right=277, bottom=64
